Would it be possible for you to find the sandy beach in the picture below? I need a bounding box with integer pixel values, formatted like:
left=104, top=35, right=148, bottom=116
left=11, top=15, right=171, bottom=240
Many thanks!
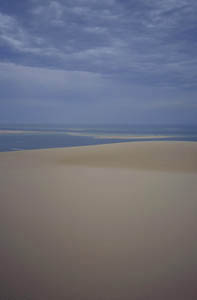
left=0, top=141, right=197, bottom=299
left=66, top=131, right=174, bottom=140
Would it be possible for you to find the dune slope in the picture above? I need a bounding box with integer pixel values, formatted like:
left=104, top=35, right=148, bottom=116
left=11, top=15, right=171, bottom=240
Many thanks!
left=0, top=142, right=197, bottom=299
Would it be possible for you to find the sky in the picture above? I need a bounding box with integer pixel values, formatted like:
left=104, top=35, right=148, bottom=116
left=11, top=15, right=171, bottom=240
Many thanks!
left=0, top=0, right=197, bottom=124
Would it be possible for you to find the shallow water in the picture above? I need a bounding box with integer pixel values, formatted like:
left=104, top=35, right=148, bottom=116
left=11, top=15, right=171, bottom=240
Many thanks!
left=0, top=124, right=197, bottom=151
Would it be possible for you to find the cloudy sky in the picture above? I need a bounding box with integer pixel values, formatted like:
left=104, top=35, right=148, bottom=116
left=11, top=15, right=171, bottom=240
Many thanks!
left=0, top=0, right=197, bottom=124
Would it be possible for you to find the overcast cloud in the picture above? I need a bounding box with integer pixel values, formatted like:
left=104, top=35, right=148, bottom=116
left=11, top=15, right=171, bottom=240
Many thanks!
left=0, top=0, right=197, bottom=123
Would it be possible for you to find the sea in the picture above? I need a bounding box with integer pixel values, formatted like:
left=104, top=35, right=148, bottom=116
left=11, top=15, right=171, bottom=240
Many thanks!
left=0, top=123, right=197, bottom=152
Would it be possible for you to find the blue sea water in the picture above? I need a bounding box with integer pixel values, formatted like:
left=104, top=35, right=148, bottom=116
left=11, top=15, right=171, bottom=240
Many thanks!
left=0, top=124, right=197, bottom=152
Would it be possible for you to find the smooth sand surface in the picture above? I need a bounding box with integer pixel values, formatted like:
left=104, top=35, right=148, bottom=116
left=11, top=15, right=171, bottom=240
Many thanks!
left=0, top=141, right=197, bottom=299
left=66, top=131, right=173, bottom=140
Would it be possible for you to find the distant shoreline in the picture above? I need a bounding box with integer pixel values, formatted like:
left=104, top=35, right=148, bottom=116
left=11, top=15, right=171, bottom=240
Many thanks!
left=0, top=129, right=175, bottom=139
left=0, top=128, right=197, bottom=152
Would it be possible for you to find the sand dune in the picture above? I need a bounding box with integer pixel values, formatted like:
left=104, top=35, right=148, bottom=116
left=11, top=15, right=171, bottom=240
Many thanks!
left=59, top=141, right=197, bottom=172
left=0, top=142, right=197, bottom=299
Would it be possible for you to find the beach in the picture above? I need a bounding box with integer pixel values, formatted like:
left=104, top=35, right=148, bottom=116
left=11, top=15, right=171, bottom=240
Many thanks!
left=0, top=141, right=197, bottom=299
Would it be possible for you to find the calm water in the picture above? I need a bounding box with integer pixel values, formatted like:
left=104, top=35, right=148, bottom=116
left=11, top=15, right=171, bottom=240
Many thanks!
left=0, top=124, right=197, bottom=152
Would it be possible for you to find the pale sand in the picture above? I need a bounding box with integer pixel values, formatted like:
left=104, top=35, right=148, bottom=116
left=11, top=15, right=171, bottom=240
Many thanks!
left=0, top=129, right=175, bottom=140
left=0, top=130, right=70, bottom=135
left=66, top=131, right=174, bottom=139
left=0, top=141, right=197, bottom=299
left=0, top=130, right=39, bottom=134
